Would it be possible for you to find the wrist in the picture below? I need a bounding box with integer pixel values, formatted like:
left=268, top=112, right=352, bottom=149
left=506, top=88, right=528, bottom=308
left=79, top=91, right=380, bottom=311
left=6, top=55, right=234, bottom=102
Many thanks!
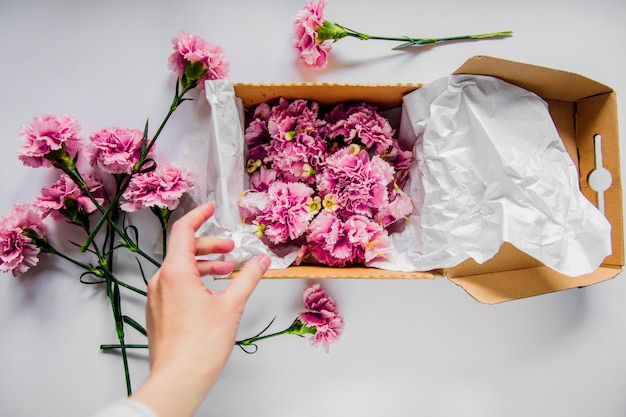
left=132, top=364, right=219, bottom=417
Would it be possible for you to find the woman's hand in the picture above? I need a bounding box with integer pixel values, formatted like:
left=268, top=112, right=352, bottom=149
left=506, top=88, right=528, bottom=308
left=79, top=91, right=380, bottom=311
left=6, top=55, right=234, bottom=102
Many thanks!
left=132, top=202, right=270, bottom=417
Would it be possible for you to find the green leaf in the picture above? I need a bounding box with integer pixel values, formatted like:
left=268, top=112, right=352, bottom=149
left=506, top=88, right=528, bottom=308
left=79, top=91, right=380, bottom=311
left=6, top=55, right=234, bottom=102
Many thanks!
left=112, top=283, right=125, bottom=339
left=123, top=315, right=147, bottom=337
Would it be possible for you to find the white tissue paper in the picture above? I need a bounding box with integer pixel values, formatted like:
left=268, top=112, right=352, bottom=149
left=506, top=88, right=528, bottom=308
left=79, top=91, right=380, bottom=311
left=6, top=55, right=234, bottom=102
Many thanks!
left=187, top=76, right=611, bottom=277
left=185, top=80, right=297, bottom=269
left=377, top=74, right=611, bottom=277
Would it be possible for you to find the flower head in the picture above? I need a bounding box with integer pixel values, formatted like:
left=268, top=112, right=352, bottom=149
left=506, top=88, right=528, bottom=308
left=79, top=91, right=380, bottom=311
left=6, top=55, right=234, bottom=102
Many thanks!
left=87, top=127, right=152, bottom=175
left=35, top=174, right=106, bottom=222
left=168, top=30, right=229, bottom=89
left=257, top=181, right=315, bottom=245
left=264, top=99, right=327, bottom=184
left=316, top=148, right=394, bottom=218
left=306, top=211, right=390, bottom=266
left=298, top=283, right=344, bottom=352
left=120, top=163, right=192, bottom=212
left=293, top=0, right=333, bottom=68
left=17, top=114, right=83, bottom=169
left=326, top=103, right=395, bottom=154
left=0, top=204, right=46, bottom=276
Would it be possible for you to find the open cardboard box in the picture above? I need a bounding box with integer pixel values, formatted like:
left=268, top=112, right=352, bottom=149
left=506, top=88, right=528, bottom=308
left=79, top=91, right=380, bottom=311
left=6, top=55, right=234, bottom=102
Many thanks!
left=231, top=55, right=623, bottom=304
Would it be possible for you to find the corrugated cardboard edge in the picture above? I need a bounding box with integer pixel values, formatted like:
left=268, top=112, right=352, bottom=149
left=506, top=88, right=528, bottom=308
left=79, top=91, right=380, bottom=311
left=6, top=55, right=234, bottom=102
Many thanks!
left=233, top=83, right=422, bottom=110
left=227, top=266, right=439, bottom=280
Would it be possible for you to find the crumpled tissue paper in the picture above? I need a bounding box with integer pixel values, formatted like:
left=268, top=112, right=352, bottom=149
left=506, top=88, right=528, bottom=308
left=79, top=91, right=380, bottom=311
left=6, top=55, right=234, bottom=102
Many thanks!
left=379, top=73, right=611, bottom=277
left=186, top=76, right=611, bottom=277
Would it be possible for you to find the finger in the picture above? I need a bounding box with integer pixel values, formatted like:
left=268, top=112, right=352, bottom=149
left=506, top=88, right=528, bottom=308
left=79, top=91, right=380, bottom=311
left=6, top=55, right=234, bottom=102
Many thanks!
left=197, top=260, right=235, bottom=277
left=166, top=203, right=215, bottom=258
left=225, top=255, right=270, bottom=304
left=195, top=236, right=234, bottom=256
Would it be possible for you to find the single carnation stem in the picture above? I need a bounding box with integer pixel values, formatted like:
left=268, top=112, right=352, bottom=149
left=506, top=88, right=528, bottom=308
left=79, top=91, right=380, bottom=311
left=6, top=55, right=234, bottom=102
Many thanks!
left=236, top=328, right=294, bottom=347
left=235, top=317, right=316, bottom=353
left=141, top=80, right=195, bottom=161
left=46, top=246, right=95, bottom=272
left=101, top=344, right=149, bottom=350
left=337, top=24, right=513, bottom=49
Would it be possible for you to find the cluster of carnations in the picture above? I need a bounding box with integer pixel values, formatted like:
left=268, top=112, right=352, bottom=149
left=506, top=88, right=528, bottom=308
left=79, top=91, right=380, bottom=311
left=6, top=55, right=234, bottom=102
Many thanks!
left=239, top=97, right=414, bottom=267
left=0, top=30, right=222, bottom=396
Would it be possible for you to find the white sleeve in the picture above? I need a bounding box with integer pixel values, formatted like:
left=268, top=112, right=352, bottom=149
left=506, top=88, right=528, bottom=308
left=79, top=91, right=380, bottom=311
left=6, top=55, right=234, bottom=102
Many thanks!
left=91, top=399, right=159, bottom=417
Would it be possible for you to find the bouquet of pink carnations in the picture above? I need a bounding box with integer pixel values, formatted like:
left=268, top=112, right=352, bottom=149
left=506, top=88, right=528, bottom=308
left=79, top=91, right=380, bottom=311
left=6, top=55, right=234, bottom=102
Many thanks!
left=238, top=98, right=414, bottom=267
left=1, top=30, right=345, bottom=396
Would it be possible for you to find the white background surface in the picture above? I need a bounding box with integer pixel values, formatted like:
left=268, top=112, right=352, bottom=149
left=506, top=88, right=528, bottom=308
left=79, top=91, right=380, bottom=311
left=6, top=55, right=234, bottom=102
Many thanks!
left=1, top=0, right=625, bottom=416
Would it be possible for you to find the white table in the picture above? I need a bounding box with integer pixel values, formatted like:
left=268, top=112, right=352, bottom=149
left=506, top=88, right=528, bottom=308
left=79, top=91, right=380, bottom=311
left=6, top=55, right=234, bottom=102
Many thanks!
left=1, top=1, right=625, bottom=416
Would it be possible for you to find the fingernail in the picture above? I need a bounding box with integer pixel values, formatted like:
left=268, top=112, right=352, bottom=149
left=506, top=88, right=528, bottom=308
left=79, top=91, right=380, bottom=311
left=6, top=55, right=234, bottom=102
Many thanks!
left=257, top=255, right=271, bottom=272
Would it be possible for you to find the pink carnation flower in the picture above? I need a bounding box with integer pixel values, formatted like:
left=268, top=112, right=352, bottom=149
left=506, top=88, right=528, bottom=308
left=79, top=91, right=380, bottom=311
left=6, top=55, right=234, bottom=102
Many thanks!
left=382, top=142, right=413, bottom=189
left=168, top=30, right=229, bottom=83
left=345, top=215, right=391, bottom=263
left=86, top=127, right=152, bottom=175
left=0, top=204, right=46, bottom=276
left=306, top=211, right=352, bottom=267
left=35, top=174, right=106, bottom=221
left=264, top=99, right=327, bottom=184
left=249, top=166, right=277, bottom=192
left=326, top=103, right=395, bottom=154
left=258, top=181, right=315, bottom=245
left=120, top=164, right=192, bottom=212
left=244, top=118, right=270, bottom=163
left=377, top=188, right=414, bottom=228
left=299, top=283, right=344, bottom=353
left=238, top=190, right=269, bottom=223
left=317, top=148, right=394, bottom=218
left=17, top=114, right=83, bottom=168
left=293, top=0, right=332, bottom=68
left=306, top=211, right=390, bottom=266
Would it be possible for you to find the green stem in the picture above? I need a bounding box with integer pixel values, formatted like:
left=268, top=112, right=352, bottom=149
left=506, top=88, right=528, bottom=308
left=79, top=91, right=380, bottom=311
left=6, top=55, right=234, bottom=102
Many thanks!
left=141, top=80, right=194, bottom=161
left=338, top=25, right=512, bottom=48
left=115, top=279, right=147, bottom=297
left=235, top=328, right=293, bottom=347
left=79, top=79, right=195, bottom=255
left=48, top=247, right=96, bottom=272
left=101, top=344, right=149, bottom=349
left=235, top=317, right=315, bottom=352
left=162, top=227, right=167, bottom=258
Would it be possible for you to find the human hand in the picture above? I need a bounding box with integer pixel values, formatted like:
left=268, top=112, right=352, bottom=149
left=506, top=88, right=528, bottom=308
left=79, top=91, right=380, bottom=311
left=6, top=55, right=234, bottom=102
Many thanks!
left=132, top=202, right=270, bottom=417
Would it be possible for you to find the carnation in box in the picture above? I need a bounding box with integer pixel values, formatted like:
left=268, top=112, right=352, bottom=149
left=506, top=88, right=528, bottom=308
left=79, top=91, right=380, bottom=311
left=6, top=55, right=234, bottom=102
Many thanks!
left=215, top=55, right=622, bottom=304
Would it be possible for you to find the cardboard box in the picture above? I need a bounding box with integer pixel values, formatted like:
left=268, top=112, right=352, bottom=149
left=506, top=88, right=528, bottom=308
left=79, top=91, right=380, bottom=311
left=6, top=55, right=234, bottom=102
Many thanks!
left=232, top=55, right=623, bottom=304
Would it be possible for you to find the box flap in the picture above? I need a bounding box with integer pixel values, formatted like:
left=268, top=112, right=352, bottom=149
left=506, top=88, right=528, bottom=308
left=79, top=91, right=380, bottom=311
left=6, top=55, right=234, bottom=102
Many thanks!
left=576, top=92, right=623, bottom=267
left=448, top=265, right=621, bottom=304
left=454, top=55, right=613, bottom=102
